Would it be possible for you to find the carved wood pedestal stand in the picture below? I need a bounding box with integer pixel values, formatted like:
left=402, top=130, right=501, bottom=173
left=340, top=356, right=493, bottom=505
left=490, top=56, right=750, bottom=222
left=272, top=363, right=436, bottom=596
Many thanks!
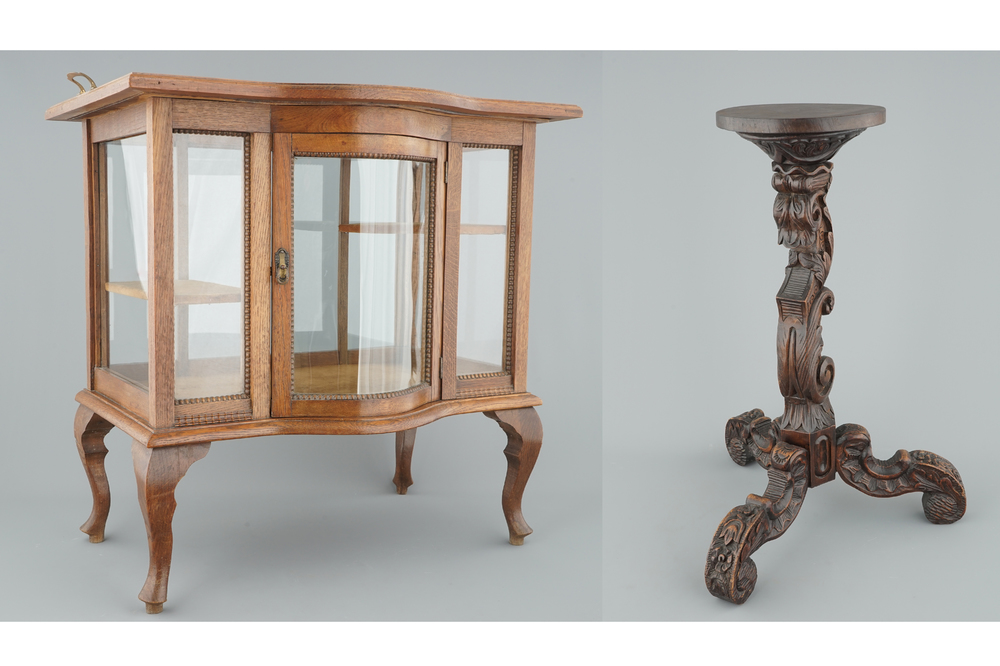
left=704, top=104, right=967, bottom=604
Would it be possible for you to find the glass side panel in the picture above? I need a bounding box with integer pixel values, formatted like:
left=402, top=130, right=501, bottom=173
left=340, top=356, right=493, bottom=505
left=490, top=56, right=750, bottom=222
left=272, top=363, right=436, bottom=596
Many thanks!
left=104, top=136, right=150, bottom=388
left=456, top=147, right=512, bottom=377
left=173, top=132, right=247, bottom=401
left=292, top=156, right=430, bottom=396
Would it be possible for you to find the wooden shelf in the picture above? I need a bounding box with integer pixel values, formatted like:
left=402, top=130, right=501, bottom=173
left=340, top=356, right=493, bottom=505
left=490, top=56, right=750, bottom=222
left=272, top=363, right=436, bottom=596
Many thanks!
left=294, top=220, right=504, bottom=236
left=293, top=360, right=417, bottom=395
left=106, top=280, right=242, bottom=305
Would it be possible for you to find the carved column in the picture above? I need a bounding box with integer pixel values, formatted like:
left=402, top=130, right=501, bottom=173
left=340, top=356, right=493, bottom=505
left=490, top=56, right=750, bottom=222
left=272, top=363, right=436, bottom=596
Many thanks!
left=745, top=131, right=863, bottom=486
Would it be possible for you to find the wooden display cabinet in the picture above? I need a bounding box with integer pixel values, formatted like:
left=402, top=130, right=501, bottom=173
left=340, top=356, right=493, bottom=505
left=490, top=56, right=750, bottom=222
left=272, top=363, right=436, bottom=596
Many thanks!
left=47, top=72, right=581, bottom=613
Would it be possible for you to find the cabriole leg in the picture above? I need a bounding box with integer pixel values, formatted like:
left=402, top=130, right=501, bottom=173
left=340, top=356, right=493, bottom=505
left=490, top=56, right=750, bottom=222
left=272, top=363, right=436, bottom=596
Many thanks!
left=484, top=407, right=542, bottom=546
left=132, top=440, right=210, bottom=614
left=74, top=405, right=114, bottom=543
left=393, top=429, right=416, bottom=495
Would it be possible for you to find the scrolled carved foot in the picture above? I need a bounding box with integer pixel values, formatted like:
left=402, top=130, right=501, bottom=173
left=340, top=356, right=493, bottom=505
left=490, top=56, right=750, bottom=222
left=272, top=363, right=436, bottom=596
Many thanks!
left=706, top=430, right=809, bottom=604
left=725, top=409, right=778, bottom=468
left=705, top=504, right=765, bottom=604
left=835, top=424, right=966, bottom=524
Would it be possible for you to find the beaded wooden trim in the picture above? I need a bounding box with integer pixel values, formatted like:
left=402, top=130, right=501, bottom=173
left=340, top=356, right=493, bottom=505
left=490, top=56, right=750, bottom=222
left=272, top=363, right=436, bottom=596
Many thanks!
left=458, top=370, right=511, bottom=380
left=456, top=144, right=519, bottom=381
left=173, top=130, right=252, bottom=406
left=289, top=152, right=437, bottom=400
left=174, top=410, right=253, bottom=427
left=294, top=383, right=428, bottom=401
left=456, top=384, right=515, bottom=399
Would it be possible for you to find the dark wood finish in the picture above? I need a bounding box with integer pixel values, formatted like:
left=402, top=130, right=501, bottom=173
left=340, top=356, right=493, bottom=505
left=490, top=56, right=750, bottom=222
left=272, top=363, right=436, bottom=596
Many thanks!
left=836, top=424, right=966, bottom=524
left=74, top=405, right=115, bottom=543
left=132, top=440, right=210, bottom=613
left=393, top=429, right=416, bottom=494
left=706, top=104, right=965, bottom=604
left=485, top=407, right=542, bottom=545
left=716, top=104, right=885, bottom=134
left=51, top=76, right=576, bottom=613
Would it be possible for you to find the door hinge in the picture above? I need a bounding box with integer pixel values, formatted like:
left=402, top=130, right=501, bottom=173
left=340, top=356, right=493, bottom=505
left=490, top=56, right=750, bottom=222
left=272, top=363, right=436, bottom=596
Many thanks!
left=439, top=356, right=443, bottom=379
left=444, top=161, right=448, bottom=184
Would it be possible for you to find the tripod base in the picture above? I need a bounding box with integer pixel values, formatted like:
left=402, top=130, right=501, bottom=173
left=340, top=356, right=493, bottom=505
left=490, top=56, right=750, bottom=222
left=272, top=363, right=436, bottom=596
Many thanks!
left=705, top=409, right=966, bottom=604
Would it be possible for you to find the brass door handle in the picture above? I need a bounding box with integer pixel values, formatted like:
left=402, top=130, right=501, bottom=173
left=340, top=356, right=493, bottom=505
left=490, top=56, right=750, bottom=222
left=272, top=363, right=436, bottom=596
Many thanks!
left=274, top=248, right=289, bottom=284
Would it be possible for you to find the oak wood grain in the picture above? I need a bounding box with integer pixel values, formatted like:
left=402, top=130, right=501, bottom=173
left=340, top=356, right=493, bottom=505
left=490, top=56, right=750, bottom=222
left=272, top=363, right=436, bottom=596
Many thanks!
left=451, top=117, right=523, bottom=145
left=270, top=133, right=293, bottom=417
left=172, top=99, right=270, bottom=133
left=94, top=367, right=150, bottom=423
left=82, top=120, right=97, bottom=388
left=512, top=123, right=535, bottom=394
left=77, top=389, right=542, bottom=447
left=393, top=429, right=416, bottom=494
left=74, top=405, right=115, bottom=542
left=485, top=407, right=542, bottom=545
left=46, top=73, right=583, bottom=123
left=146, top=97, right=175, bottom=428
left=132, top=439, right=210, bottom=613
left=272, top=105, right=451, bottom=140
left=440, top=142, right=463, bottom=400
left=250, top=133, right=272, bottom=420
left=90, top=101, right=146, bottom=143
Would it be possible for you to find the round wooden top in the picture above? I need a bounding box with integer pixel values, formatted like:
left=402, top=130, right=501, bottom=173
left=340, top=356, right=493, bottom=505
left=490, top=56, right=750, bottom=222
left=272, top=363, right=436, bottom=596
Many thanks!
left=716, top=104, right=885, bottom=135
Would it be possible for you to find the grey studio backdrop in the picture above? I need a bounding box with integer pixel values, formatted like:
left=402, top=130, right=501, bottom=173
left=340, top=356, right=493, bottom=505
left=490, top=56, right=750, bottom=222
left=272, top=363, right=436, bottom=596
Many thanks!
left=602, top=52, right=1000, bottom=621
left=1, top=51, right=997, bottom=623
left=0, top=51, right=602, bottom=621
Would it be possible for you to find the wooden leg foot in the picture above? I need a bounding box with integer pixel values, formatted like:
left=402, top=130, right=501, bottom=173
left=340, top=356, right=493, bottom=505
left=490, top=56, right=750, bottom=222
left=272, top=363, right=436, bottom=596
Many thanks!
left=485, top=407, right=542, bottom=546
left=393, top=429, right=415, bottom=495
left=74, top=405, right=114, bottom=543
left=725, top=409, right=769, bottom=467
left=706, top=419, right=808, bottom=604
left=836, top=424, right=966, bottom=524
left=132, top=440, right=210, bottom=612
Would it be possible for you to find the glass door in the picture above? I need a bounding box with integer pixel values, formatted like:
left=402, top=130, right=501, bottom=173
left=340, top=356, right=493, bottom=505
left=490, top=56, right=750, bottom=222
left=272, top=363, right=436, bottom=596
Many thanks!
left=271, top=134, right=445, bottom=417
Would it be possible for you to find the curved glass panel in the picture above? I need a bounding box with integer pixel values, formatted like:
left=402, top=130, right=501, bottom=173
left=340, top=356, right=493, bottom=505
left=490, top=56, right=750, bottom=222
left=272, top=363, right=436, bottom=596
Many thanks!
left=292, top=156, right=430, bottom=396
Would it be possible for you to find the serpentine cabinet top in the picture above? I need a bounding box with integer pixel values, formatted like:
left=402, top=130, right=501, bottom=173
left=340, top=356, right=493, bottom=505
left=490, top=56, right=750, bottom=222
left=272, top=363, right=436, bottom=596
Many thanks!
left=45, top=72, right=584, bottom=123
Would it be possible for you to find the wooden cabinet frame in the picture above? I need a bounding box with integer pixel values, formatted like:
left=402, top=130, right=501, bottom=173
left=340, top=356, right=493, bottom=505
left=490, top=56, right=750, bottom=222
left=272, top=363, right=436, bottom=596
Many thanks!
left=49, top=73, right=581, bottom=613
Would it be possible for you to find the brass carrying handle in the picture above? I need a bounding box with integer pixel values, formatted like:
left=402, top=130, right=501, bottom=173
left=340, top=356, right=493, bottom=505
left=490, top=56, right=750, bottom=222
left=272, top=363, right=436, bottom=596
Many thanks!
left=274, top=248, right=289, bottom=284
left=67, top=72, right=97, bottom=95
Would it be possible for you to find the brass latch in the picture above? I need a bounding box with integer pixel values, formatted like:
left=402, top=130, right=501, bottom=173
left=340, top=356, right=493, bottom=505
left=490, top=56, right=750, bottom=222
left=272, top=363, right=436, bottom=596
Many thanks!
left=274, top=248, right=289, bottom=284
